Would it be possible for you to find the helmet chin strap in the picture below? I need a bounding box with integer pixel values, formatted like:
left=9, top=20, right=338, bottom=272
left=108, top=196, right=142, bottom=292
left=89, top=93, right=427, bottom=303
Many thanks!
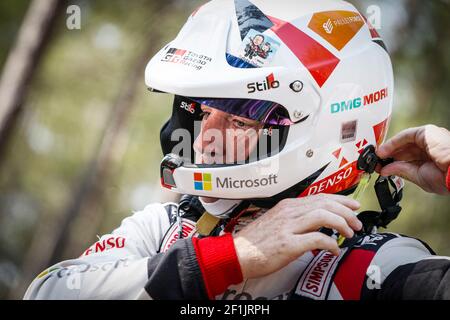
left=333, top=145, right=404, bottom=247
left=354, top=145, right=403, bottom=232
left=198, top=197, right=243, bottom=219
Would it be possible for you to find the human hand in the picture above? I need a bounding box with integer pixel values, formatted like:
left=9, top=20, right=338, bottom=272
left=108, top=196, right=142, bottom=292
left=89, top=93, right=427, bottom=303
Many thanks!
left=232, top=194, right=362, bottom=279
left=376, top=125, right=450, bottom=195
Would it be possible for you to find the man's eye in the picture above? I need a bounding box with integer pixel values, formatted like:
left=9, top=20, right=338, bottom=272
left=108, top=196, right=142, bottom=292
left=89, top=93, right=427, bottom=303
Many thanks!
left=234, top=120, right=249, bottom=128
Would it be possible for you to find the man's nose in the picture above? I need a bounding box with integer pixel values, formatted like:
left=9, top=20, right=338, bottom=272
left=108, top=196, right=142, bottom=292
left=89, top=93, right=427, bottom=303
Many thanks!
left=198, top=110, right=228, bottom=151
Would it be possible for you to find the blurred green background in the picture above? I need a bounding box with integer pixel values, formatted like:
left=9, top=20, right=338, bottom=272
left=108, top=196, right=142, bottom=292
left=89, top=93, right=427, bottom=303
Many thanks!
left=0, top=0, right=449, bottom=299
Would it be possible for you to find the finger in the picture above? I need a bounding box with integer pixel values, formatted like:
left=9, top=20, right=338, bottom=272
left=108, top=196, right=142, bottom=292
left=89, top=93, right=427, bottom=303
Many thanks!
left=320, top=199, right=363, bottom=231
left=382, top=161, right=448, bottom=194
left=295, top=232, right=340, bottom=256
left=293, top=209, right=355, bottom=238
left=377, top=127, right=425, bottom=158
left=387, top=145, right=429, bottom=162
left=375, top=163, right=383, bottom=174
left=380, top=161, right=420, bottom=183
left=308, top=193, right=361, bottom=211
left=376, top=144, right=428, bottom=175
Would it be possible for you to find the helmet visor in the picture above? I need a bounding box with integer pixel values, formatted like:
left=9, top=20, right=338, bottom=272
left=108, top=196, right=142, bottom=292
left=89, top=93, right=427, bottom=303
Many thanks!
left=160, top=95, right=291, bottom=166
left=188, top=96, right=294, bottom=126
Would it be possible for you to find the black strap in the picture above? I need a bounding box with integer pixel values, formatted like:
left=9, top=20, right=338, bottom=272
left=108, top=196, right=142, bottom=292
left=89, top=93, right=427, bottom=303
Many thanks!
left=373, top=175, right=403, bottom=228
left=320, top=145, right=404, bottom=237
left=355, top=174, right=403, bottom=233
left=353, top=145, right=404, bottom=232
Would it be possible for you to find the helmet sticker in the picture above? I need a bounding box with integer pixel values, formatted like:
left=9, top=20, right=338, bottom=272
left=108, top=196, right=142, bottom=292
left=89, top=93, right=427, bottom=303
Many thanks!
left=308, top=11, right=365, bottom=51
left=226, top=53, right=257, bottom=69
left=161, top=47, right=212, bottom=71
left=330, top=87, right=389, bottom=114
left=373, top=118, right=389, bottom=146
left=247, top=73, right=280, bottom=93
left=234, top=0, right=341, bottom=86
left=356, top=139, right=369, bottom=154
left=195, top=172, right=279, bottom=190
left=332, top=148, right=342, bottom=160
left=234, top=0, right=274, bottom=40
left=340, top=120, right=358, bottom=143
left=339, top=157, right=349, bottom=168
left=270, top=16, right=340, bottom=87
left=332, top=146, right=351, bottom=169
left=238, top=29, right=281, bottom=67
left=194, top=172, right=212, bottom=191
left=300, top=161, right=362, bottom=197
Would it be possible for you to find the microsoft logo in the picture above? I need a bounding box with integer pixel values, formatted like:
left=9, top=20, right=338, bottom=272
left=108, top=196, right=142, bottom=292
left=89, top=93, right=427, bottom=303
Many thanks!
left=194, top=172, right=212, bottom=191
left=193, top=172, right=278, bottom=191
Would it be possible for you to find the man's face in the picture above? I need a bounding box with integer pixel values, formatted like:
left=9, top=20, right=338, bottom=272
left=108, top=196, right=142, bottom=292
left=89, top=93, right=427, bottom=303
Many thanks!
left=253, top=35, right=264, bottom=46
left=193, top=105, right=263, bottom=165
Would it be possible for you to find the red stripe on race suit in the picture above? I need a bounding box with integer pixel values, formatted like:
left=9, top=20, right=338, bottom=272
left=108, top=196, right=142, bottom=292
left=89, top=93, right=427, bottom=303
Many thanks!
left=333, top=248, right=376, bottom=300
left=192, top=233, right=243, bottom=299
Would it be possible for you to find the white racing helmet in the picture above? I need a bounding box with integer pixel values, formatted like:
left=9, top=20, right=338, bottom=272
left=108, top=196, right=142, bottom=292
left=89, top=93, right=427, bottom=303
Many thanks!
left=145, top=0, right=394, bottom=203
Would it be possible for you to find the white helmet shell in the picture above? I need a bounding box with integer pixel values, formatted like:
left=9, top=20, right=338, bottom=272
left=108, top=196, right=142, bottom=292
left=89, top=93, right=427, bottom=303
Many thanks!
left=145, top=0, right=394, bottom=200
